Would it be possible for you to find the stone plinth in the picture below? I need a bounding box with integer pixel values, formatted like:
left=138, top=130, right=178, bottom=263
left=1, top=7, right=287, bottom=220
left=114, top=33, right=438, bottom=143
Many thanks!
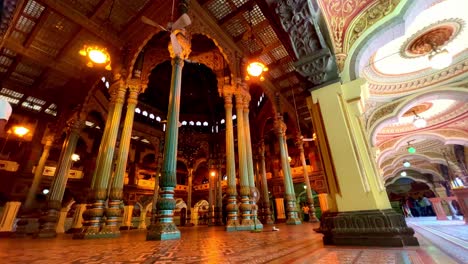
left=316, top=209, right=419, bottom=247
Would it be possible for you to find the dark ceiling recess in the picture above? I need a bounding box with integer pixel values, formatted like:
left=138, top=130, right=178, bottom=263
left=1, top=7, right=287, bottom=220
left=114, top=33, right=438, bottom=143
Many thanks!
left=141, top=60, right=225, bottom=123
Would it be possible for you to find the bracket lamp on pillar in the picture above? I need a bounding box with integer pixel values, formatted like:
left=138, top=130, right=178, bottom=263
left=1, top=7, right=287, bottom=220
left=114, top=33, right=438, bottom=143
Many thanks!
left=79, top=45, right=112, bottom=71
left=412, top=111, right=427, bottom=128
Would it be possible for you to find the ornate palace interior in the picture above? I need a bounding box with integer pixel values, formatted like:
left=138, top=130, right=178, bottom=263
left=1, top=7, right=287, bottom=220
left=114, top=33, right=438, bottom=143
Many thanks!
left=0, top=0, right=467, bottom=263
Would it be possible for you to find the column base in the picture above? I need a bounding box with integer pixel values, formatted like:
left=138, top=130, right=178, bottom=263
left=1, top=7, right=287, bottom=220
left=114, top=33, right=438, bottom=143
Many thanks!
left=286, top=217, right=302, bottom=225
left=146, top=223, right=181, bottom=241
left=225, top=220, right=240, bottom=232
left=73, top=231, right=121, bottom=239
left=308, top=215, right=320, bottom=223
left=315, top=209, right=419, bottom=247
left=252, top=218, right=263, bottom=230
left=34, top=229, right=57, bottom=238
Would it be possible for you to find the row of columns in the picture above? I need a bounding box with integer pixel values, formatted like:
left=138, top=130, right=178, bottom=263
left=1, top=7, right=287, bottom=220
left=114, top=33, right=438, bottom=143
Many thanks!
left=32, top=78, right=144, bottom=238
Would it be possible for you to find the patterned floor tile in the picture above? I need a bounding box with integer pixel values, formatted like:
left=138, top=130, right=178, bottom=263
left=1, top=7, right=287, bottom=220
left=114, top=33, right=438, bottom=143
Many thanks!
left=0, top=223, right=460, bottom=263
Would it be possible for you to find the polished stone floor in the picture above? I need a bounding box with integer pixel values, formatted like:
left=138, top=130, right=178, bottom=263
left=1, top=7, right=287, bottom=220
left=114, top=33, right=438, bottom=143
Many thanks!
left=0, top=222, right=463, bottom=264
left=407, top=217, right=468, bottom=264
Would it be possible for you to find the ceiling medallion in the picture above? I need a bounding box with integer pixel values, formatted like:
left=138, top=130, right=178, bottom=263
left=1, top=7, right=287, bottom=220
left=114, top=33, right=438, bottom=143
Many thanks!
left=400, top=19, right=463, bottom=59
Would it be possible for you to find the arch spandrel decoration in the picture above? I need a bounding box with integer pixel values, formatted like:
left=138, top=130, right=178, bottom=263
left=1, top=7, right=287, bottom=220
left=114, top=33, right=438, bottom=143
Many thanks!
left=367, top=87, right=468, bottom=146
left=377, top=128, right=468, bottom=159
left=382, top=153, right=460, bottom=173
left=383, top=167, right=442, bottom=182
left=385, top=175, right=435, bottom=189
left=187, top=7, right=236, bottom=81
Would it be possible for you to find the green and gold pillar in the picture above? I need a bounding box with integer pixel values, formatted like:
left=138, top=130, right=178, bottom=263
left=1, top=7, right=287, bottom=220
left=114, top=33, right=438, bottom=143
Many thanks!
left=25, top=134, right=54, bottom=210
left=147, top=38, right=189, bottom=239
left=259, top=140, right=274, bottom=224
left=274, top=117, right=301, bottom=225
left=186, top=168, right=193, bottom=226
left=74, top=81, right=126, bottom=239
left=36, top=119, right=84, bottom=238
left=311, top=79, right=418, bottom=246
left=104, top=80, right=142, bottom=235
left=296, top=136, right=319, bottom=223
left=236, top=93, right=253, bottom=230
left=243, top=95, right=262, bottom=230
left=223, top=90, right=239, bottom=231
left=215, top=162, right=224, bottom=226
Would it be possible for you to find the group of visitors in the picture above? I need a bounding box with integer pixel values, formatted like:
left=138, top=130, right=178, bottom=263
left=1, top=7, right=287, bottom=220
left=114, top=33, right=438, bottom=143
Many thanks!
left=402, top=195, right=435, bottom=217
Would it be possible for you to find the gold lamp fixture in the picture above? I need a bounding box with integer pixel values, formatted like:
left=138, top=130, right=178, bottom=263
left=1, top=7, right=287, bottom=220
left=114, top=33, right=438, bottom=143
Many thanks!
left=79, top=45, right=112, bottom=71
left=246, top=61, right=268, bottom=81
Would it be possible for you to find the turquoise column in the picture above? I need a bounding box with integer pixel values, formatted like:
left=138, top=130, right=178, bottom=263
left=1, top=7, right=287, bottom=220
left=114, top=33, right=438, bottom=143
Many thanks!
left=236, top=93, right=253, bottom=230
left=147, top=56, right=184, bottom=241
left=36, top=119, right=84, bottom=237
left=25, top=134, right=54, bottom=209
left=186, top=168, right=193, bottom=225
left=223, top=91, right=239, bottom=231
left=90, top=100, right=115, bottom=189
left=104, top=82, right=142, bottom=234
left=274, top=117, right=301, bottom=225
left=296, top=136, right=319, bottom=222
left=243, top=96, right=263, bottom=230
left=259, top=140, right=274, bottom=224
left=74, top=81, right=126, bottom=239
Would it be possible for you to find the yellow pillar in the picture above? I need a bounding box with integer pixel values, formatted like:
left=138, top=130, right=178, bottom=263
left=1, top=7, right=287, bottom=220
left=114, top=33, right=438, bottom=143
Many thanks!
left=311, top=79, right=418, bottom=246
left=311, top=80, right=389, bottom=211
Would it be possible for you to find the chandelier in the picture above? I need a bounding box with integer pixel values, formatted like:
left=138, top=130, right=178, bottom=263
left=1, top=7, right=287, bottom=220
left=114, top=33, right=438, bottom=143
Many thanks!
left=246, top=61, right=268, bottom=81
left=79, top=45, right=112, bottom=71
left=412, top=111, right=427, bottom=128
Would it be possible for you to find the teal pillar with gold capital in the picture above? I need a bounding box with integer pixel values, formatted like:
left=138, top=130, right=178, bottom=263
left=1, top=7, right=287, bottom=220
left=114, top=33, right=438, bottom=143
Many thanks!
left=25, top=134, right=54, bottom=210
left=223, top=90, right=240, bottom=231
left=259, top=140, right=274, bottom=224
left=296, top=136, right=319, bottom=223
left=147, top=55, right=185, bottom=241
left=236, top=93, right=253, bottom=230
left=274, top=117, right=301, bottom=225
left=104, top=81, right=142, bottom=234
left=36, top=119, right=84, bottom=238
left=243, top=95, right=262, bottom=230
left=73, top=81, right=126, bottom=239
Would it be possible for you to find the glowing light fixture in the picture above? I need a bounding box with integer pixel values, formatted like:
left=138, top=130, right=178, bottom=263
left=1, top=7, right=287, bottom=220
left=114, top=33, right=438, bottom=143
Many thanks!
left=428, top=48, right=452, bottom=70
left=247, top=61, right=268, bottom=78
left=13, top=126, right=29, bottom=137
left=403, top=160, right=411, bottom=168
left=288, top=156, right=292, bottom=163
left=400, top=171, right=407, bottom=177
left=210, top=171, right=216, bottom=177
left=79, top=45, right=112, bottom=71
left=42, top=189, right=49, bottom=195
left=71, top=154, right=80, bottom=162
left=407, top=146, right=416, bottom=154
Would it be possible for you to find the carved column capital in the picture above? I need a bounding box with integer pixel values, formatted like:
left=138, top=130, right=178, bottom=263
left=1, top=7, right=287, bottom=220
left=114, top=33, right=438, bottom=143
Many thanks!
left=223, top=93, right=233, bottom=108
left=67, top=119, right=85, bottom=134
left=235, top=94, right=244, bottom=109
left=109, top=80, right=126, bottom=105
left=127, top=79, right=142, bottom=106
left=295, top=135, right=304, bottom=151
left=273, top=118, right=286, bottom=137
